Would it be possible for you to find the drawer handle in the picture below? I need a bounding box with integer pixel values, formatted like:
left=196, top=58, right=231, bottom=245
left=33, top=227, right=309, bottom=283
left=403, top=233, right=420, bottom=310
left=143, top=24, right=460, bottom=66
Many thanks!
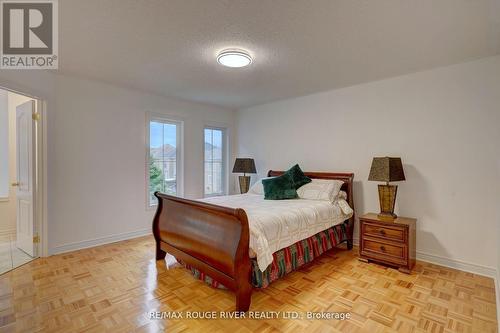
left=379, top=229, right=386, bottom=235
left=380, top=245, right=386, bottom=252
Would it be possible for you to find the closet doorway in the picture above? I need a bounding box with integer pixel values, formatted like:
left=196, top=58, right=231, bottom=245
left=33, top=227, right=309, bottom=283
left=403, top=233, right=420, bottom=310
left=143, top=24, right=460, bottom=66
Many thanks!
left=0, top=88, right=45, bottom=274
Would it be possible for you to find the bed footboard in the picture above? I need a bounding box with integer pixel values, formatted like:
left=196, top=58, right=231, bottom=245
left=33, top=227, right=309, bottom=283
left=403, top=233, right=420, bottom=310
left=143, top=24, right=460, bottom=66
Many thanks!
left=152, top=192, right=252, bottom=312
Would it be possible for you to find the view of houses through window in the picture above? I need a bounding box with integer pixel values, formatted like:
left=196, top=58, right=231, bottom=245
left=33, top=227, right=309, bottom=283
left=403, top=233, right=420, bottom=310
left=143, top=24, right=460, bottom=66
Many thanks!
left=148, top=120, right=226, bottom=205
left=148, top=119, right=180, bottom=206
left=204, top=127, right=226, bottom=196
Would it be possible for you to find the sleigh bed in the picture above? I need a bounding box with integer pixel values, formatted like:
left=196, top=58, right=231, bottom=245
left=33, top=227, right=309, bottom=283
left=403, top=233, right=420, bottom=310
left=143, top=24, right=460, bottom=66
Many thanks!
left=153, top=170, right=354, bottom=312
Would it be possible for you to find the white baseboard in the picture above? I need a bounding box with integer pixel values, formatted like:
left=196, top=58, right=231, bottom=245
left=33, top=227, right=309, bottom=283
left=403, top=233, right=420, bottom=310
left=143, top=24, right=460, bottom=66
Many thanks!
left=48, top=228, right=151, bottom=255
left=352, top=238, right=497, bottom=278
left=415, top=251, right=497, bottom=278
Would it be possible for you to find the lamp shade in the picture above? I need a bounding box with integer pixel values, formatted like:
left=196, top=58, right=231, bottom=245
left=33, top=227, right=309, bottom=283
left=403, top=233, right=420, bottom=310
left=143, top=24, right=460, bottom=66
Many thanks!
left=232, top=158, right=257, bottom=174
left=368, top=157, right=405, bottom=182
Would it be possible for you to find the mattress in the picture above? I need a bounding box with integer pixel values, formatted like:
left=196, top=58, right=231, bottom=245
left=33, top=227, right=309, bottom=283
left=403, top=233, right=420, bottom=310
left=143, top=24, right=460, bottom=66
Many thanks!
left=199, top=194, right=353, bottom=271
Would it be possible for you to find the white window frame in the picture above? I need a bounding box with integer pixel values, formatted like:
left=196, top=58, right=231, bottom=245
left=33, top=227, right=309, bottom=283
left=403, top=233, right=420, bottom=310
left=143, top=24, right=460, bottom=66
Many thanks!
left=146, top=112, right=184, bottom=208
left=203, top=125, right=228, bottom=197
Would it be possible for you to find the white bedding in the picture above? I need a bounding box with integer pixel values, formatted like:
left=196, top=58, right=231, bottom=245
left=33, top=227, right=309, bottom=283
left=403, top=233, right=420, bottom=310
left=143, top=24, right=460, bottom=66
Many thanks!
left=199, top=194, right=353, bottom=272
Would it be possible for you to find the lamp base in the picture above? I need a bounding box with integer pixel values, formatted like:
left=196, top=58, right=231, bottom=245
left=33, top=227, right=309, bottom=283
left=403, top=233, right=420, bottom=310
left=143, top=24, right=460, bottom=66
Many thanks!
left=238, top=176, right=251, bottom=194
left=377, top=184, right=398, bottom=221
left=377, top=212, right=398, bottom=221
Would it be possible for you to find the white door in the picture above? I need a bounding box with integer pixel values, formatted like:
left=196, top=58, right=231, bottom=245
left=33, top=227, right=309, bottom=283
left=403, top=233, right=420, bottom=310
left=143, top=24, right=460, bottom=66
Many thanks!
left=15, top=100, right=36, bottom=257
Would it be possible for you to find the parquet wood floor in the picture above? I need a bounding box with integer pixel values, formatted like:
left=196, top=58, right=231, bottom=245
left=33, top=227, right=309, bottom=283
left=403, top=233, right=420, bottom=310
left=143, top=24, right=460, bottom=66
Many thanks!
left=0, top=236, right=497, bottom=332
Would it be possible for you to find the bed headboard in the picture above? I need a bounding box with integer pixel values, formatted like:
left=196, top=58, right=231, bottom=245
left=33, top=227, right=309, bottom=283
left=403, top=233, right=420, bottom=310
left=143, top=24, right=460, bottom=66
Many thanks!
left=267, top=170, right=355, bottom=224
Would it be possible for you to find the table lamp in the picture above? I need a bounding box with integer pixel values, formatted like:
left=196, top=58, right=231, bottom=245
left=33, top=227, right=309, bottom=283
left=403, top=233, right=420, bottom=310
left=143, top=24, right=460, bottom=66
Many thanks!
left=232, top=158, right=257, bottom=194
left=368, top=157, right=406, bottom=220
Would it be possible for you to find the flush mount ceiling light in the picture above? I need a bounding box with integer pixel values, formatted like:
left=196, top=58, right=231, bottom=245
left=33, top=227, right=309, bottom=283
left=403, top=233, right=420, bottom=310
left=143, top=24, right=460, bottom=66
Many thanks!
left=217, top=49, right=252, bottom=68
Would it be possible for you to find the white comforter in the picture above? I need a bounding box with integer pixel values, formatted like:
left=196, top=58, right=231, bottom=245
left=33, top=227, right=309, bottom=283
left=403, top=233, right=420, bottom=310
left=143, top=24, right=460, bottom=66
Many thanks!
left=199, top=194, right=353, bottom=271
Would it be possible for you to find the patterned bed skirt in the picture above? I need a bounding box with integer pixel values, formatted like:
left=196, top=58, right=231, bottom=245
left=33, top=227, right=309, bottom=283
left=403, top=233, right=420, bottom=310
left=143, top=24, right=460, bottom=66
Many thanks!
left=183, top=221, right=351, bottom=289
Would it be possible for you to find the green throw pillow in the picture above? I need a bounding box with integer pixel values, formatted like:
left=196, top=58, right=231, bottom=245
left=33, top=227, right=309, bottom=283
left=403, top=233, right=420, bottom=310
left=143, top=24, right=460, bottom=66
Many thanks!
left=262, top=173, right=298, bottom=200
left=284, top=164, right=312, bottom=189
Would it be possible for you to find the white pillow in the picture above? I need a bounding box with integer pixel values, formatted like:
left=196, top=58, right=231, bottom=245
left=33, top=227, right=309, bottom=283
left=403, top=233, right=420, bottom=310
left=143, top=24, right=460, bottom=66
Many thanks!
left=248, top=177, right=274, bottom=195
left=296, top=179, right=344, bottom=202
left=338, top=198, right=354, bottom=216
left=337, top=190, right=347, bottom=201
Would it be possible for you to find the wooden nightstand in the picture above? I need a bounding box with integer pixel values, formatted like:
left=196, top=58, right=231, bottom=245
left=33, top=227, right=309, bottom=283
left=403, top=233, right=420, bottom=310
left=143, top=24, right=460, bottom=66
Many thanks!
left=358, top=213, right=416, bottom=273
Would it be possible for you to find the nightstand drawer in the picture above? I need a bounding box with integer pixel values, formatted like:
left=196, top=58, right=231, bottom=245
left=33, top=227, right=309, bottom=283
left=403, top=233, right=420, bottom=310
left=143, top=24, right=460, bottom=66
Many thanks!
left=358, top=213, right=416, bottom=273
left=363, top=222, right=405, bottom=242
left=361, top=238, right=406, bottom=263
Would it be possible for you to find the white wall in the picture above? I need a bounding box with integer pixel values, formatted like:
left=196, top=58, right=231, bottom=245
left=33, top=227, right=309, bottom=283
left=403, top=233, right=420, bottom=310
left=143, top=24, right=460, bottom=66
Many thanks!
left=0, top=90, right=7, bottom=200
left=0, top=56, right=497, bottom=276
left=0, top=71, right=236, bottom=254
left=237, top=56, right=500, bottom=271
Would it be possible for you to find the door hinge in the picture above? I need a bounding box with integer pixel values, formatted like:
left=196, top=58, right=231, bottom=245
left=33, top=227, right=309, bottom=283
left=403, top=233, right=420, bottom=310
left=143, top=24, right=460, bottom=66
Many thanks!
left=33, top=235, right=40, bottom=243
left=32, top=112, right=40, bottom=121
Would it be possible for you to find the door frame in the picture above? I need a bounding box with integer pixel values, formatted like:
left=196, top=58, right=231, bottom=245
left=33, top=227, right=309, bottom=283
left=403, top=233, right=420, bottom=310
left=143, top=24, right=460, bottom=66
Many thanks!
left=0, top=83, right=48, bottom=258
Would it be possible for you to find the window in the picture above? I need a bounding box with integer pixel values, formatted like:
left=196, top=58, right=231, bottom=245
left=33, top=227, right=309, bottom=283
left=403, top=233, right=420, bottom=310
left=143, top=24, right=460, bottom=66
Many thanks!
left=147, top=115, right=183, bottom=206
left=204, top=127, right=227, bottom=197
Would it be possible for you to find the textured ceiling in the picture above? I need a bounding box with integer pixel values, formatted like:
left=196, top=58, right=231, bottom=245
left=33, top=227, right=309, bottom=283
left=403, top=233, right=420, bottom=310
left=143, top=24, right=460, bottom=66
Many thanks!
left=58, top=0, right=500, bottom=109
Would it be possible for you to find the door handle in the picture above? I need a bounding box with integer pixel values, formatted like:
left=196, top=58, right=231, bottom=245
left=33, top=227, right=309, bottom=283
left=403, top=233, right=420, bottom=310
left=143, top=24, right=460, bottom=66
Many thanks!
left=11, top=182, right=19, bottom=187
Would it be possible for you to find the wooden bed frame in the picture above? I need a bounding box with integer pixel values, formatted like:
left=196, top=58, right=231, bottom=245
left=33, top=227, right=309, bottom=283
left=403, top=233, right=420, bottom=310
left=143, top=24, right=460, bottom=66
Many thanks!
left=153, top=171, right=354, bottom=312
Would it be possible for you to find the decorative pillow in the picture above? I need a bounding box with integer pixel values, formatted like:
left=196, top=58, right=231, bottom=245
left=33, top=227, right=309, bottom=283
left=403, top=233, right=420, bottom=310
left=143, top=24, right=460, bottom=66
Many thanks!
left=248, top=177, right=273, bottom=195
left=337, top=190, right=348, bottom=201
left=296, top=179, right=344, bottom=202
left=338, top=199, right=354, bottom=216
left=262, top=173, right=298, bottom=200
left=284, top=164, right=312, bottom=189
